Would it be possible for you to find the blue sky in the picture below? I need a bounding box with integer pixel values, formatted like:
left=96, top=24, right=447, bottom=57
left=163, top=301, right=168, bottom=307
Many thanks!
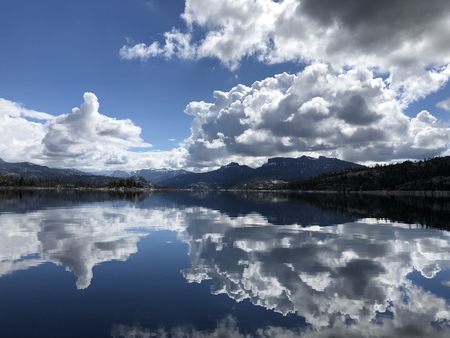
left=1, top=0, right=450, bottom=172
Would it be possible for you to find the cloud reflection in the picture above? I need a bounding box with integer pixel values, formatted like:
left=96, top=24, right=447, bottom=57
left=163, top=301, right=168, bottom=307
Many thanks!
left=180, top=215, right=450, bottom=334
left=0, top=202, right=185, bottom=289
left=111, top=314, right=450, bottom=338
left=1, top=192, right=450, bottom=336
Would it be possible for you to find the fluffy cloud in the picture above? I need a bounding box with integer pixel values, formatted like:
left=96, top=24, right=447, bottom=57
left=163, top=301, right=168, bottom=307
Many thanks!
left=43, top=93, right=146, bottom=156
left=2, top=77, right=449, bottom=171
left=4, top=3, right=450, bottom=171
left=121, top=0, right=450, bottom=93
left=0, top=99, right=52, bottom=162
left=184, top=63, right=450, bottom=166
left=121, top=1, right=450, bottom=167
left=0, top=93, right=189, bottom=171
left=120, top=29, right=195, bottom=61
left=0, top=98, right=53, bottom=120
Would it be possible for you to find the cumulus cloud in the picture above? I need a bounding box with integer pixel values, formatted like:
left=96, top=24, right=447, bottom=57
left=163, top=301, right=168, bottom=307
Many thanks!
left=0, top=99, right=53, bottom=162
left=184, top=63, right=450, bottom=166
left=121, top=0, right=450, bottom=93
left=120, top=1, right=450, bottom=167
left=6, top=2, right=450, bottom=170
left=0, top=93, right=189, bottom=171
left=42, top=92, right=149, bottom=160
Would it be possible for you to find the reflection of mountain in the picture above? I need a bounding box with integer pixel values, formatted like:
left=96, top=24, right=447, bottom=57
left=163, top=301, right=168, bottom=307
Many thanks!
left=152, top=191, right=358, bottom=226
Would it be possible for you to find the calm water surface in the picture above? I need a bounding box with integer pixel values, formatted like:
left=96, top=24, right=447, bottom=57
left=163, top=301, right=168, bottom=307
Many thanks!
left=1, top=190, right=450, bottom=337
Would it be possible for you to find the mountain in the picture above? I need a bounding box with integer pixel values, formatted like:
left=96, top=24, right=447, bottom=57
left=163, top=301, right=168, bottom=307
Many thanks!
left=0, top=155, right=364, bottom=190
left=0, top=158, right=151, bottom=188
left=131, top=168, right=191, bottom=184
left=254, top=156, right=363, bottom=180
left=107, top=170, right=131, bottom=178
left=161, top=162, right=255, bottom=189
left=0, top=158, right=88, bottom=180
left=161, top=156, right=364, bottom=189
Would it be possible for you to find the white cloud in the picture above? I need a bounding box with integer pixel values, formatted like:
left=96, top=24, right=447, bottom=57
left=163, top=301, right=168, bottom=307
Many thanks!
left=184, top=63, right=450, bottom=166
left=0, top=93, right=190, bottom=171
left=0, top=98, right=53, bottom=120
left=2, top=77, right=449, bottom=171
left=0, top=99, right=53, bottom=162
left=120, top=28, right=195, bottom=61
left=120, top=42, right=162, bottom=60
left=121, top=0, right=450, bottom=100
left=42, top=92, right=149, bottom=158
left=119, top=0, right=450, bottom=167
left=437, top=97, right=450, bottom=111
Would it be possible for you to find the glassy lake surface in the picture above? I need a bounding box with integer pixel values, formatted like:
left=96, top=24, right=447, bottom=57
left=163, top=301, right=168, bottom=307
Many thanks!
left=1, top=190, right=450, bottom=337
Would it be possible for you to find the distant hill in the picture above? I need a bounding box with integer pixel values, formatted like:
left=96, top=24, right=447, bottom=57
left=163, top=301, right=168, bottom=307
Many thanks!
left=0, top=158, right=151, bottom=188
left=254, top=156, right=363, bottom=179
left=288, top=157, right=450, bottom=192
left=131, top=168, right=191, bottom=184
left=161, top=162, right=256, bottom=189
left=0, top=158, right=89, bottom=180
left=107, top=170, right=131, bottom=179
left=161, top=156, right=364, bottom=189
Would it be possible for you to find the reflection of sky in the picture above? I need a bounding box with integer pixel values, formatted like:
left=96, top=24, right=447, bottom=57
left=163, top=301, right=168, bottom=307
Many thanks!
left=0, top=203, right=186, bottom=289
left=181, top=216, right=450, bottom=334
left=1, top=195, right=450, bottom=336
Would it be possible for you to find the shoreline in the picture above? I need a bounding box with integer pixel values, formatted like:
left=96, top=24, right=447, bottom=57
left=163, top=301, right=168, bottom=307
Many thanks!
left=2, top=185, right=450, bottom=197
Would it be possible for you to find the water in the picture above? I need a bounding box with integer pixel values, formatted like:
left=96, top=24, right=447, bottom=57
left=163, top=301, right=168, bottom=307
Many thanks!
left=1, top=190, right=450, bottom=337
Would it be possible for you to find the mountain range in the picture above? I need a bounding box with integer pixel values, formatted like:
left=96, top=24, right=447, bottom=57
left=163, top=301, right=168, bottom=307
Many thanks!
left=159, top=156, right=364, bottom=188
left=0, top=158, right=88, bottom=180
left=131, top=168, right=191, bottom=183
left=0, top=156, right=363, bottom=189
left=105, top=168, right=191, bottom=183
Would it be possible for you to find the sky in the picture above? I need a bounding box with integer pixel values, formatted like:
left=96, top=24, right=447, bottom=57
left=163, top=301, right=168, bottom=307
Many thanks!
left=1, top=0, right=450, bottom=172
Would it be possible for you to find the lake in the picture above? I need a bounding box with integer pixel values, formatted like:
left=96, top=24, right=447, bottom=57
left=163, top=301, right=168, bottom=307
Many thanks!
left=1, top=190, right=450, bottom=337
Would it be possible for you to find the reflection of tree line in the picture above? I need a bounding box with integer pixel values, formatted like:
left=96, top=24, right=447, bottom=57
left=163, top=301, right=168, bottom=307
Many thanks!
left=0, top=189, right=153, bottom=213
left=163, top=190, right=450, bottom=234
left=290, top=192, right=450, bottom=230
left=2, top=189, right=449, bottom=231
